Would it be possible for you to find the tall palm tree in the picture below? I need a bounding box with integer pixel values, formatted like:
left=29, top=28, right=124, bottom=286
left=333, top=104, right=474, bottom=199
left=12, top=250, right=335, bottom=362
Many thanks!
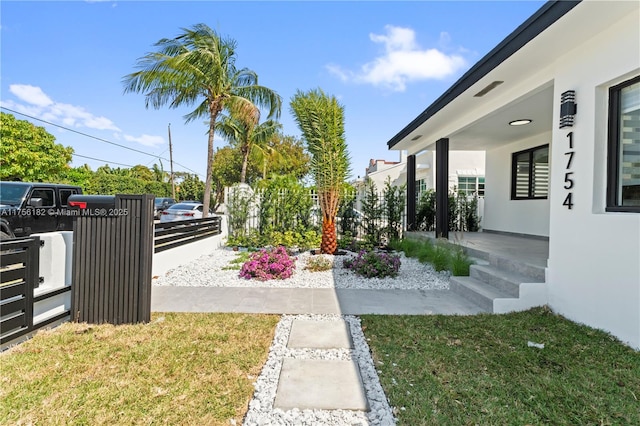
left=290, top=88, right=350, bottom=254
left=216, top=111, right=282, bottom=184
left=122, top=23, right=281, bottom=216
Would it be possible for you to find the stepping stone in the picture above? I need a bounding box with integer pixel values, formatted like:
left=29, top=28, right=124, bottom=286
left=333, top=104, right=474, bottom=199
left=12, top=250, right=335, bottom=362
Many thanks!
left=287, top=319, right=353, bottom=349
left=274, top=358, right=369, bottom=411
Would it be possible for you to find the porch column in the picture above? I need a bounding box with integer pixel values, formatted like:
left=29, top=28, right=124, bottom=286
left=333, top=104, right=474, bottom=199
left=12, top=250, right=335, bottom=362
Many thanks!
left=406, top=154, right=416, bottom=231
left=435, top=138, right=449, bottom=239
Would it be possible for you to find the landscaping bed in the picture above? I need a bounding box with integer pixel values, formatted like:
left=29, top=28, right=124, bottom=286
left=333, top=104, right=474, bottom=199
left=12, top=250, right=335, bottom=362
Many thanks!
left=152, top=247, right=450, bottom=290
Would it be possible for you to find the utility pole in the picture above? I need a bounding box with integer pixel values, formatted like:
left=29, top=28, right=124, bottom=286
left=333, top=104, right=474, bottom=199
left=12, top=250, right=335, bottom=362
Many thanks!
left=168, top=123, right=176, bottom=199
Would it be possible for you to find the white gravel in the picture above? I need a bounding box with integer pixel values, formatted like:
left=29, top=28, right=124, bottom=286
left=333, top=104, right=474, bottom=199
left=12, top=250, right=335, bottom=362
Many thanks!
left=242, top=314, right=396, bottom=426
left=154, top=248, right=450, bottom=290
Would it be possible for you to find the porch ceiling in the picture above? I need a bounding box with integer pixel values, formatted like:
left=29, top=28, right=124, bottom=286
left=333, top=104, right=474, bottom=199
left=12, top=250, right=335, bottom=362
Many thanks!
left=446, top=84, right=553, bottom=151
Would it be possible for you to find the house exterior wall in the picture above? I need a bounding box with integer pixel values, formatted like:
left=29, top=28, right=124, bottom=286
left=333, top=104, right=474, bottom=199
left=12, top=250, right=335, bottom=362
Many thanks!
left=484, top=133, right=551, bottom=237
left=547, top=11, right=640, bottom=349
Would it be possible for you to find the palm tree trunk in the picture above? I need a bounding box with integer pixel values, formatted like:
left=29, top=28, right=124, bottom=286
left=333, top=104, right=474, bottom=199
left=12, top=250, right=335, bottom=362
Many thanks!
left=203, top=113, right=218, bottom=217
left=320, top=216, right=337, bottom=254
left=240, top=145, right=249, bottom=184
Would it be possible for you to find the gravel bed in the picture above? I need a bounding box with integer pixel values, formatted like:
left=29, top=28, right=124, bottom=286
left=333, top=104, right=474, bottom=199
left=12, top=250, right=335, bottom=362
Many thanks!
left=242, top=314, right=396, bottom=426
left=154, top=248, right=450, bottom=290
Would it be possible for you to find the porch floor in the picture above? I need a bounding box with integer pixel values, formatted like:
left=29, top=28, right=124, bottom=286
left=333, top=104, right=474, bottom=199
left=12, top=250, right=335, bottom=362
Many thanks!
left=409, top=231, right=549, bottom=268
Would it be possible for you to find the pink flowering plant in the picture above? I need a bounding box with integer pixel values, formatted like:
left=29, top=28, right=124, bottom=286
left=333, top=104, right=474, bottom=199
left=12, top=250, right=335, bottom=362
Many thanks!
left=343, top=250, right=401, bottom=279
left=239, top=246, right=296, bottom=281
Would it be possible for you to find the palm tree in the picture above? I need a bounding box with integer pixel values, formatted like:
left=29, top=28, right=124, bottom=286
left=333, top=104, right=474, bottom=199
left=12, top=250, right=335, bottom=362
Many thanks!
left=122, top=23, right=281, bottom=216
left=290, top=88, right=350, bottom=254
left=216, top=111, right=282, bottom=184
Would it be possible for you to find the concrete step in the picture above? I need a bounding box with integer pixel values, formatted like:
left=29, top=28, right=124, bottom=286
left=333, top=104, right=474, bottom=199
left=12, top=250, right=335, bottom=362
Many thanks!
left=491, top=255, right=546, bottom=282
left=449, top=276, right=509, bottom=312
left=470, top=264, right=540, bottom=297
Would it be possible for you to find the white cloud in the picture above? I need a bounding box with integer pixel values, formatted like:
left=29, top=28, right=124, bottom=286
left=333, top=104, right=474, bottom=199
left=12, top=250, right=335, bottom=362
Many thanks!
left=9, top=84, right=53, bottom=107
left=4, top=84, right=164, bottom=147
left=327, top=25, right=467, bottom=92
left=123, top=134, right=164, bottom=147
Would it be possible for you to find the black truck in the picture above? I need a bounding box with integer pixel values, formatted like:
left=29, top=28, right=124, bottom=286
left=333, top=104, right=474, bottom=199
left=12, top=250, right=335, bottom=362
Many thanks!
left=0, top=181, right=82, bottom=239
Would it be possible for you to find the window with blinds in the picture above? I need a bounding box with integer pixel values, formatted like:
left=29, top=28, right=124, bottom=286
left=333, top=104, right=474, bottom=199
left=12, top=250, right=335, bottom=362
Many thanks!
left=607, top=75, right=640, bottom=211
left=511, top=145, right=549, bottom=200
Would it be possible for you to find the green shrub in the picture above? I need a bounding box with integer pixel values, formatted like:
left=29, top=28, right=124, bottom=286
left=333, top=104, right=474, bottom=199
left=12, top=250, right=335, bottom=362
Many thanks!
left=304, top=256, right=333, bottom=272
left=396, top=238, right=472, bottom=276
left=431, top=244, right=452, bottom=272
left=451, top=247, right=472, bottom=276
left=343, top=250, right=401, bottom=279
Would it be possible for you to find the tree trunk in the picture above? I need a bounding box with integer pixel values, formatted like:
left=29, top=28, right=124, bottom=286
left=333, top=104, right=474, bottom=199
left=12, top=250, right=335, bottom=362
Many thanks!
left=320, top=216, right=337, bottom=254
left=203, top=110, right=219, bottom=218
left=240, top=144, right=249, bottom=184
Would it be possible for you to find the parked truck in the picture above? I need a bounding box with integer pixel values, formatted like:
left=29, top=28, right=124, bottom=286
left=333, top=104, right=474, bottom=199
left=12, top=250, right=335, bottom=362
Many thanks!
left=0, top=181, right=82, bottom=239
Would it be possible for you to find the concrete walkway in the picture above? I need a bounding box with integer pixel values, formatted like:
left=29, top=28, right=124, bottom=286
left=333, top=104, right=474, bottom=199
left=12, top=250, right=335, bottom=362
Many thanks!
left=151, top=286, right=487, bottom=315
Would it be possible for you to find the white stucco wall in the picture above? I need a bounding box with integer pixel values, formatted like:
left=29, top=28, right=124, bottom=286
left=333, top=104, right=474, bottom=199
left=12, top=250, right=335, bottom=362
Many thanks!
left=547, top=11, right=640, bottom=349
left=483, top=133, right=551, bottom=237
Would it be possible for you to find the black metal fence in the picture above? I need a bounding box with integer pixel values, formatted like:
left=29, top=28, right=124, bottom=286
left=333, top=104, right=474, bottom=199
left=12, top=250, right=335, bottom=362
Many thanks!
left=1, top=236, right=72, bottom=348
left=154, top=216, right=222, bottom=253
left=71, top=194, right=154, bottom=325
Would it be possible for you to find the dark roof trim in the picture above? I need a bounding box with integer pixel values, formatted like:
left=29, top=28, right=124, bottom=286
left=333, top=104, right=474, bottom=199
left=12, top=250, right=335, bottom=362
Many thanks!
left=387, top=0, right=581, bottom=149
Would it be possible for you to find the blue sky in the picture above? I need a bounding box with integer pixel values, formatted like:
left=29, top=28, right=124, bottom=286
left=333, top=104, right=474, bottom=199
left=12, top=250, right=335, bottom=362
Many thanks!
left=1, top=0, right=545, bottom=180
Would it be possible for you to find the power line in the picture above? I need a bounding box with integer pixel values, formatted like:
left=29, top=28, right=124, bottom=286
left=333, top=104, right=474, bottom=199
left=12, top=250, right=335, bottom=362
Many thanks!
left=73, top=153, right=136, bottom=168
left=2, top=106, right=205, bottom=178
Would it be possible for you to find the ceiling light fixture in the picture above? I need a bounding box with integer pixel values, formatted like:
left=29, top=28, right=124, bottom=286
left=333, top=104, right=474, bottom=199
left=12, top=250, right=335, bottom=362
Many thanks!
left=411, top=134, right=422, bottom=141
left=509, top=119, right=532, bottom=126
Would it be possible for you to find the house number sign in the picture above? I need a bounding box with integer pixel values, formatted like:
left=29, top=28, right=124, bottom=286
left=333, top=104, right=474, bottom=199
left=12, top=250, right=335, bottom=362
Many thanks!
left=563, top=131, right=574, bottom=209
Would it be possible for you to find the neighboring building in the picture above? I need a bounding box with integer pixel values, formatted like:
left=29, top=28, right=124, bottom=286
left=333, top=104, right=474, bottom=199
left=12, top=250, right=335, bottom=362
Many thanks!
left=386, top=1, right=640, bottom=348
left=357, top=150, right=485, bottom=197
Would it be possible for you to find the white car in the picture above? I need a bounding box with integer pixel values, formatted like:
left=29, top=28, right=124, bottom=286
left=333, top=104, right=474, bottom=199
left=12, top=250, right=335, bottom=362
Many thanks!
left=159, top=202, right=210, bottom=223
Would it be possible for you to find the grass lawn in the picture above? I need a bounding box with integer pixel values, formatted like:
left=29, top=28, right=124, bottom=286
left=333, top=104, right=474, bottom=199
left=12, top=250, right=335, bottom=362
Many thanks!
left=0, top=313, right=279, bottom=426
left=361, top=307, right=639, bottom=425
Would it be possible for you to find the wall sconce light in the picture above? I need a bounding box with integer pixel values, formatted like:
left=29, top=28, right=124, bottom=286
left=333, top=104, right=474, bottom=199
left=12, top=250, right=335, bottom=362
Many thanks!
left=560, top=90, right=577, bottom=128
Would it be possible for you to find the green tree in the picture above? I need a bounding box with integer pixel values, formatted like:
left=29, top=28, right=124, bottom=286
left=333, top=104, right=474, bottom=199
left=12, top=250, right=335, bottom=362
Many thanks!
left=177, top=173, right=204, bottom=203
left=123, top=23, right=281, bottom=217
left=0, top=112, right=73, bottom=182
left=260, top=134, right=310, bottom=180
left=56, top=164, right=94, bottom=190
left=216, top=113, right=281, bottom=184
left=290, top=88, right=351, bottom=254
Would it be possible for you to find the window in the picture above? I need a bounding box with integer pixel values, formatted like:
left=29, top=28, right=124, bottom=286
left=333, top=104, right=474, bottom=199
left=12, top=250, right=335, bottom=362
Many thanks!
left=511, top=145, right=549, bottom=199
left=29, top=189, right=55, bottom=207
left=607, top=75, right=640, bottom=212
left=416, top=178, right=428, bottom=196
left=59, top=189, right=79, bottom=206
left=457, top=176, right=485, bottom=196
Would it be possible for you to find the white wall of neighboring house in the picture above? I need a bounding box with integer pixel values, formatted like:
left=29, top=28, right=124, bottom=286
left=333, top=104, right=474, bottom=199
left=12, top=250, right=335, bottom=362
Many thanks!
left=546, top=11, right=640, bottom=349
left=483, top=133, right=551, bottom=237
left=362, top=150, right=485, bottom=194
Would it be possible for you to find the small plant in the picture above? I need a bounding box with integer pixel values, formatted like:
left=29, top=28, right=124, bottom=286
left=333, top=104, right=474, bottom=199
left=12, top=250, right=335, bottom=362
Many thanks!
left=431, top=244, right=451, bottom=272
left=222, top=251, right=251, bottom=270
left=343, top=250, right=401, bottom=279
left=304, top=255, right=333, bottom=272
left=451, top=246, right=472, bottom=276
left=239, top=246, right=296, bottom=281
left=395, top=237, right=473, bottom=276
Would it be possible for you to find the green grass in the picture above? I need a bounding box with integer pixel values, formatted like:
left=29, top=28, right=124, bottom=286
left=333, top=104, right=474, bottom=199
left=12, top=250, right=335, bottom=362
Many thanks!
left=361, top=307, right=640, bottom=425
left=397, top=238, right=473, bottom=276
left=0, top=313, right=279, bottom=426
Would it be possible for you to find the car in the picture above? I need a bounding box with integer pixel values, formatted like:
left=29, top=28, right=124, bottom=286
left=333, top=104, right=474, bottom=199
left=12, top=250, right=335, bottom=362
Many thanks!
left=154, top=197, right=176, bottom=219
left=159, top=202, right=211, bottom=223
left=0, top=181, right=82, bottom=239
